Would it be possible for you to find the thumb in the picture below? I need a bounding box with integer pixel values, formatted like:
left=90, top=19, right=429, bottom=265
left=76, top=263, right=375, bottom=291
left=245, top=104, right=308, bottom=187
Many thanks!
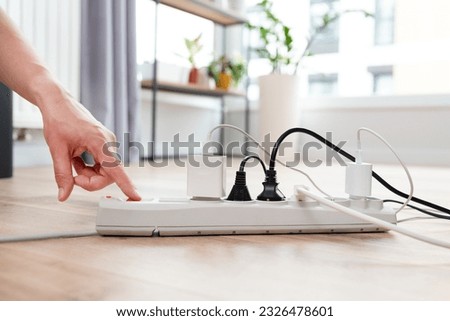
left=50, top=149, right=75, bottom=201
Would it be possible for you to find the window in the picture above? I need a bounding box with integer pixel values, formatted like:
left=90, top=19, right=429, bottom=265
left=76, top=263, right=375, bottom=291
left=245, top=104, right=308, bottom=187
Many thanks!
left=247, top=0, right=450, bottom=99
left=308, top=74, right=338, bottom=96
left=373, top=73, right=393, bottom=95
left=136, top=0, right=215, bottom=73
left=309, top=0, right=340, bottom=54
left=374, top=0, right=395, bottom=45
left=368, top=66, right=393, bottom=95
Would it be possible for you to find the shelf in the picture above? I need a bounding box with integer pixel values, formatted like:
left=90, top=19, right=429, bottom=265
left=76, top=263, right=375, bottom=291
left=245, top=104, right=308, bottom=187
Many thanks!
left=158, top=0, right=247, bottom=26
left=142, top=79, right=246, bottom=98
left=147, top=0, right=250, bottom=159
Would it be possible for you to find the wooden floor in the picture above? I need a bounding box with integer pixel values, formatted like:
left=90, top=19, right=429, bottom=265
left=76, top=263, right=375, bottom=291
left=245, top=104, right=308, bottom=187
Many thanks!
left=1, top=159, right=450, bottom=300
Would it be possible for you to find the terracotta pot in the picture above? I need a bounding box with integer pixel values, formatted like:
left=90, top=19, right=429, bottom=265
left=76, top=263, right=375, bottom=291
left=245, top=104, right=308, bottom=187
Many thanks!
left=188, top=67, right=199, bottom=84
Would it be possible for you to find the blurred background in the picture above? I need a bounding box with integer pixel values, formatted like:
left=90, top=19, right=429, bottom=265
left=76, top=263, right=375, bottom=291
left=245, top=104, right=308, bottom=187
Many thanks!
left=2, top=0, right=450, bottom=168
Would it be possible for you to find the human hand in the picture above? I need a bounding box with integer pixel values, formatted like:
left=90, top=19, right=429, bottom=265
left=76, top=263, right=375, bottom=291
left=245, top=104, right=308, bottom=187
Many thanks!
left=41, top=93, right=141, bottom=202
left=0, top=9, right=140, bottom=201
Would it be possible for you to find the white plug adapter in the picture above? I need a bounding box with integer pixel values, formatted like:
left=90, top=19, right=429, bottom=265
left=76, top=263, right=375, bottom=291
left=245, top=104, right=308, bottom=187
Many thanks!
left=187, top=154, right=226, bottom=199
left=345, top=162, right=373, bottom=198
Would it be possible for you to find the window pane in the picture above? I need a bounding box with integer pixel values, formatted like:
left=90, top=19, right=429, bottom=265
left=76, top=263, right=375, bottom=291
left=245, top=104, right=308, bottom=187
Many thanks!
left=308, top=74, right=338, bottom=96
left=243, top=0, right=450, bottom=98
left=373, top=73, right=394, bottom=95
left=374, top=0, right=395, bottom=45
left=136, top=0, right=214, bottom=67
left=309, top=0, right=340, bottom=54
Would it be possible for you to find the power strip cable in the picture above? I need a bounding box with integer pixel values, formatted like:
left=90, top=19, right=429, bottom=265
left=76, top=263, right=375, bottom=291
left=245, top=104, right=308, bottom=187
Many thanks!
left=207, top=124, right=333, bottom=197
left=356, top=127, right=413, bottom=214
left=0, top=230, right=97, bottom=244
left=267, top=127, right=450, bottom=219
left=296, top=187, right=450, bottom=250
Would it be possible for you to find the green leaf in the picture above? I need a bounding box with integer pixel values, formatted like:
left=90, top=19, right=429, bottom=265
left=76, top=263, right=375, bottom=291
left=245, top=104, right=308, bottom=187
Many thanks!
left=322, top=13, right=330, bottom=25
left=255, top=48, right=270, bottom=59
left=283, top=26, right=293, bottom=51
left=265, top=10, right=280, bottom=23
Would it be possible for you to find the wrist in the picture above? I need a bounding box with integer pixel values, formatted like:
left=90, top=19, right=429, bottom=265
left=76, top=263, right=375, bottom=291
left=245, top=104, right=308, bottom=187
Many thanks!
left=29, top=69, right=69, bottom=116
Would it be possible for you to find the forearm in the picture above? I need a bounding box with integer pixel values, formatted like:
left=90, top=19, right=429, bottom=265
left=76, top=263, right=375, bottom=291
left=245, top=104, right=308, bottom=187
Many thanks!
left=0, top=8, right=66, bottom=115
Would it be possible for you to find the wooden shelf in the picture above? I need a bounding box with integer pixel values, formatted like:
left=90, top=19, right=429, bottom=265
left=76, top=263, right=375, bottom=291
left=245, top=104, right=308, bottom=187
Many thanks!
left=159, top=0, right=247, bottom=26
left=142, top=79, right=246, bottom=98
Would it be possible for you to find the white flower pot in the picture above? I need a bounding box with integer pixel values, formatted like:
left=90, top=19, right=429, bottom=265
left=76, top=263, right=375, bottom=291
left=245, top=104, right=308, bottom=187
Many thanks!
left=258, top=74, right=301, bottom=143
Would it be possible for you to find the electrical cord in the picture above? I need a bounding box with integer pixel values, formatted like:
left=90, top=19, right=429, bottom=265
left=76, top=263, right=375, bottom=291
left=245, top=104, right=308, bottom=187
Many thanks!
left=239, top=155, right=267, bottom=173
left=0, top=230, right=98, bottom=244
left=297, top=187, right=450, bottom=250
left=384, top=199, right=450, bottom=220
left=268, top=127, right=450, bottom=218
left=207, top=124, right=333, bottom=197
left=246, top=155, right=287, bottom=200
left=397, top=217, right=437, bottom=223
left=356, top=127, right=413, bottom=214
left=226, top=155, right=268, bottom=202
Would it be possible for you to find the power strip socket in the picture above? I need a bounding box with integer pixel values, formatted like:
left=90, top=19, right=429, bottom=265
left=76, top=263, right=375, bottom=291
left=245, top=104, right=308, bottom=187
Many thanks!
left=96, top=196, right=397, bottom=237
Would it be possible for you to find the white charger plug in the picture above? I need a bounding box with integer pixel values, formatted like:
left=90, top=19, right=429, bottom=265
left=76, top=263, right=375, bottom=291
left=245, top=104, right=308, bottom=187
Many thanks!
left=187, top=154, right=226, bottom=199
left=345, top=162, right=373, bottom=198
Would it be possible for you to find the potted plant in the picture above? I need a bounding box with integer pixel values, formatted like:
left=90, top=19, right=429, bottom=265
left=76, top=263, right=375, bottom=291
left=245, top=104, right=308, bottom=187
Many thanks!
left=183, top=33, right=203, bottom=84
left=247, top=1, right=371, bottom=74
left=247, top=0, right=371, bottom=140
left=208, top=55, right=246, bottom=90
left=246, top=0, right=304, bottom=141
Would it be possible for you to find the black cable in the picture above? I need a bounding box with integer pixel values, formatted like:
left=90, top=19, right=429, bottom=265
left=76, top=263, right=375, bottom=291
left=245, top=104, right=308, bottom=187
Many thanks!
left=269, top=128, right=351, bottom=169
left=239, top=155, right=267, bottom=173
left=269, top=127, right=450, bottom=216
left=383, top=200, right=450, bottom=220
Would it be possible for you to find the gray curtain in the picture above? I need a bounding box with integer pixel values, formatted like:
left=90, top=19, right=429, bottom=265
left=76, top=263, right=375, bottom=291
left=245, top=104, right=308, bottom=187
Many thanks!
left=80, top=0, right=140, bottom=163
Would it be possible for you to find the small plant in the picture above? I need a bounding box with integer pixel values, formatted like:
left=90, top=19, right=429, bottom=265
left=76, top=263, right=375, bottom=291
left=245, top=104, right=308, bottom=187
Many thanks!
left=179, top=34, right=204, bottom=84
left=246, top=0, right=294, bottom=74
left=184, top=33, right=203, bottom=68
left=208, top=55, right=246, bottom=89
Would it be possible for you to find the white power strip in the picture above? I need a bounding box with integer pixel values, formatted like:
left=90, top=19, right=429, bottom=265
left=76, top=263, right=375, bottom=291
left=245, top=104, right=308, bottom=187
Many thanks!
left=96, top=196, right=397, bottom=237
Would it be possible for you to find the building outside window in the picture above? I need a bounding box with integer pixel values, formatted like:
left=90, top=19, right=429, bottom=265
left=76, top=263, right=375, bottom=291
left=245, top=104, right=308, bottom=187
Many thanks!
left=372, top=72, right=393, bottom=95
left=374, top=0, right=395, bottom=45
left=368, top=66, right=394, bottom=95
left=309, top=0, right=340, bottom=54
left=135, top=0, right=450, bottom=100
left=308, top=74, right=338, bottom=96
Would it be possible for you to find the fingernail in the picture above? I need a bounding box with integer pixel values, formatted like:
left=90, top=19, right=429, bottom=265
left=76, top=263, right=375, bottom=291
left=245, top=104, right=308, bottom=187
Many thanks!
left=58, top=187, right=64, bottom=201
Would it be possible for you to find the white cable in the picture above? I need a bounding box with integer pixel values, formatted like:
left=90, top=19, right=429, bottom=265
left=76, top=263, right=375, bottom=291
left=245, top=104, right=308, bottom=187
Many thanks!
left=357, top=127, right=414, bottom=214
left=0, top=230, right=98, bottom=244
left=296, top=187, right=450, bottom=250
left=207, top=124, right=332, bottom=197
left=397, top=216, right=437, bottom=223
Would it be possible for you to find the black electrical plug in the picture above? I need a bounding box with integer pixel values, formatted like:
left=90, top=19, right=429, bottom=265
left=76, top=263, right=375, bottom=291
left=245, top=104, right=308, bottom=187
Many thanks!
left=226, top=171, right=252, bottom=201
left=227, top=155, right=267, bottom=202
left=256, top=169, right=285, bottom=201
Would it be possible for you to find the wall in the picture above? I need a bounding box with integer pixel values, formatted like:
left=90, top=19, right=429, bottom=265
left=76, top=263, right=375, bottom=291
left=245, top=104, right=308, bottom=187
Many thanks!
left=140, top=90, right=222, bottom=158
left=0, top=0, right=81, bottom=128
left=224, top=95, right=450, bottom=167
left=0, top=0, right=80, bottom=167
left=394, top=0, right=450, bottom=95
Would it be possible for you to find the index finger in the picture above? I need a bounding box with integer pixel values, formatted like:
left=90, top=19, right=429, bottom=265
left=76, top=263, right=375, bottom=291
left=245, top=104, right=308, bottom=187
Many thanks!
left=95, top=150, right=141, bottom=201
